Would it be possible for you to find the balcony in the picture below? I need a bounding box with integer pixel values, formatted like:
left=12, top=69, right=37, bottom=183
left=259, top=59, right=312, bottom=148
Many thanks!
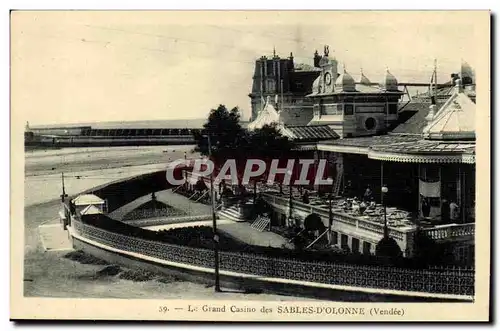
left=261, top=192, right=475, bottom=244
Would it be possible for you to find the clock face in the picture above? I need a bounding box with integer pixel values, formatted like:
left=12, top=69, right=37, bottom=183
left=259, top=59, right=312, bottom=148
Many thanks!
left=325, top=72, right=332, bottom=85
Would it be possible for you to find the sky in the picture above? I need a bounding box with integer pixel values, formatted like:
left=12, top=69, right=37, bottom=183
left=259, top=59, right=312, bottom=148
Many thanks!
left=11, top=11, right=481, bottom=126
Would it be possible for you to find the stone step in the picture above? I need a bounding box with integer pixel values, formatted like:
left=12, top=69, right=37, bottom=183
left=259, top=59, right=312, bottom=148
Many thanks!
left=218, top=206, right=245, bottom=222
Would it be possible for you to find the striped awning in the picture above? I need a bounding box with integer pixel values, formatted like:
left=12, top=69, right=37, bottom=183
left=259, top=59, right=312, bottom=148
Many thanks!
left=368, top=140, right=475, bottom=164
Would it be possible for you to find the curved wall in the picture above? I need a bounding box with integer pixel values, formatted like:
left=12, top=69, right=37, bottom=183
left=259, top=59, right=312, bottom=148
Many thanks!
left=66, top=168, right=474, bottom=301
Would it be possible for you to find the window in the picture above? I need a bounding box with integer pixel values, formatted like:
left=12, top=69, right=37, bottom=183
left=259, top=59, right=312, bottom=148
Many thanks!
left=266, top=62, right=273, bottom=76
left=331, top=231, right=338, bottom=245
left=388, top=103, right=398, bottom=114
left=352, top=238, right=360, bottom=254
left=365, top=117, right=376, bottom=130
left=267, top=79, right=275, bottom=93
left=363, top=242, right=371, bottom=255
left=344, top=104, right=353, bottom=115
left=341, top=234, right=348, bottom=248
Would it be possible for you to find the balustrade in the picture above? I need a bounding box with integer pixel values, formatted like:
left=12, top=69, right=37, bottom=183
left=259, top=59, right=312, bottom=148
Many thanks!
left=423, top=223, right=475, bottom=241
left=262, top=192, right=408, bottom=241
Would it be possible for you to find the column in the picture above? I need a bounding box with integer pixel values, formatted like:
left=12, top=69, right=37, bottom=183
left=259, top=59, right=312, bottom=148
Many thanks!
left=313, top=151, right=319, bottom=191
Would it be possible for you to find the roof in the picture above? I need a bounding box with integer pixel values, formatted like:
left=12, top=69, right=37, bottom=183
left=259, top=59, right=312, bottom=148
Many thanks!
left=392, top=100, right=445, bottom=135
left=415, top=85, right=476, bottom=100
left=319, top=134, right=419, bottom=148
left=368, top=140, right=475, bottom=164
left=294, top=63, right=322, bottom=72
left=247, top=97, right=280, bottom=130
left=72, top=194, right=105, bottom=206
left=308, top=83, right=403, bottom=97
left=423, top=91, right=476, bottom=140
left=371, top=140, right=475, bottom=155
left=31, top=119, right=208, bottom=130
left=318, top=135, right=475, bottom=163
left=80, top=204, right=103, bottom=215
left=280, top=125, right=339, bottom=141
left=359, top=72, right=372, bottom=85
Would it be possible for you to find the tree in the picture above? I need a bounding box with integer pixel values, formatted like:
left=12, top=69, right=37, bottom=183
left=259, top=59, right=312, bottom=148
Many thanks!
left=248, top=123, right=294, bottom=159
left=375, top=236, right=403, bottom=260
left=247, top=123, right=295, bottom=182
left=304, top=213, right=325, bottom=232
left=194, top=107, right=295, bottom=185
left=412, top=230, right=452, bottom=267
left=193, top=104, right=249, bottom=169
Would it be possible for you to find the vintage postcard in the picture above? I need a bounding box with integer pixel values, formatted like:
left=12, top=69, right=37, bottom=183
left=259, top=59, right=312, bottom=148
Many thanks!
left=10, top=10, right=491, bottom=321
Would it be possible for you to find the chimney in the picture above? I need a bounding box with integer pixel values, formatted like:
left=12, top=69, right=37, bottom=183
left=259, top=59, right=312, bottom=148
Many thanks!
left=313, top=50, right=321, bottom=68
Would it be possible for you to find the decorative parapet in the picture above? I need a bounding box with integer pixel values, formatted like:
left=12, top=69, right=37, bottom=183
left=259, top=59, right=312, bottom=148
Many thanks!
left=70, top=218, right=474, bottom=297
left=261, top=192, right=475, bottom=256
left=422, top=223, right=475, bottom=241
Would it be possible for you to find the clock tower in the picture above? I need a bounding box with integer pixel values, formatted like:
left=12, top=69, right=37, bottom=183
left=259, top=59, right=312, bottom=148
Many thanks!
left=318, top=45, right=338, bottom=94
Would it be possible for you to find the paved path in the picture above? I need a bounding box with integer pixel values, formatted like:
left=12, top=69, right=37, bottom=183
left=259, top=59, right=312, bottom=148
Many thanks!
left=38, top=222, right=73, bottom=252
left=217, top=222, right=293, bottom=249
left=156, top=189, right=212, bottom=215
left=108, top=189, right=211, bottom=221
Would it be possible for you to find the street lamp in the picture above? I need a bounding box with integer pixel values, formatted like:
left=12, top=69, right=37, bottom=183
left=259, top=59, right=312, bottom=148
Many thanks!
left=381, top=184, right=389, bottom=238
left=287, top=169, right=293, bottom=226
left=327, top=176, right=334, bottom=245
left=60, top=172, right=68, bottom=203
left=204, top=133, right=221, bottom=292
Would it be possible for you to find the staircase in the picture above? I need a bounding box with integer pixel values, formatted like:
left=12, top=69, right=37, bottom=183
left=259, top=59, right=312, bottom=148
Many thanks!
left=251, top=215, right=271, bottom=232
left=218, top=205, right=246, bottom=222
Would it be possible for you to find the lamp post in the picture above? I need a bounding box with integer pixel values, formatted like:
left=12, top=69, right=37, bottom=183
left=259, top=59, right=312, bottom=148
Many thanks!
left=381, top=184, right=389, bottom=238
left=327, top=176, right=334, bottom=245
left=287, top=169, right=293, bottom=227
left=60, top=172, right=68, bottom=203
left=205, top=133, right=221, bottom=292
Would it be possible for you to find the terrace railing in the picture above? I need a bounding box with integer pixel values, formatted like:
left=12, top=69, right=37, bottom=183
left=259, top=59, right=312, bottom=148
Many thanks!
left=421, top=223, right=475, bottom=241
left=262, top=192, right=410, bottom=241
left=262, top=192, right=475, bottom=244
left=70, top=218, right=474, bottom=296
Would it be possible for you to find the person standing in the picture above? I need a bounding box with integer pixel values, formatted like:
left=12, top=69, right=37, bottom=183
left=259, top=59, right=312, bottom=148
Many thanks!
left=363, top=185, right=373, bottom=202
left=450, top=201, right=460, bottom=222
left=421, top=197, right=431, bottom=218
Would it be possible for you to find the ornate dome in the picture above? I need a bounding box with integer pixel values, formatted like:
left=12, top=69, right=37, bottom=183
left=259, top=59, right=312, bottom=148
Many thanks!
left=359, top=69, right=371, bottom=85
left=383, top=69, right=399, bottom=91
left=335, top=68, right=356, bottom=92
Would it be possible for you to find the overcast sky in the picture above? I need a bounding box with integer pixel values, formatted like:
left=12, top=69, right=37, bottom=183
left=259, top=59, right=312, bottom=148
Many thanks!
left=11, top=11, right=481, bottom=125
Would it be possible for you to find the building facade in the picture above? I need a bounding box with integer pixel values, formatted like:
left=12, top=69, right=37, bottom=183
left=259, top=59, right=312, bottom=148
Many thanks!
left=306, top=51, right=404, bottom=138
left=248, top=49, right=322, bottom=125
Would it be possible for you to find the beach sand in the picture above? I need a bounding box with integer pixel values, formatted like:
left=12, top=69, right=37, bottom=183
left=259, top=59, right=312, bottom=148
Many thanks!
left=23, top=145, right=313, bottom=301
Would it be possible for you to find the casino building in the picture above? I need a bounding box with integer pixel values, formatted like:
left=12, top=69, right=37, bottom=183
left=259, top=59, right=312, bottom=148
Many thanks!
left=248, top=48, right=322, bottom=125
left=245, top=46, right=476, bottom=264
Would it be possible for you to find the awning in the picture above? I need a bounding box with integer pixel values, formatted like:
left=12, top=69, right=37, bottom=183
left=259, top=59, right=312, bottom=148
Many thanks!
left=368, top=150, right=475, bottom=164
left=368, top=140, right=475, bottom=164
